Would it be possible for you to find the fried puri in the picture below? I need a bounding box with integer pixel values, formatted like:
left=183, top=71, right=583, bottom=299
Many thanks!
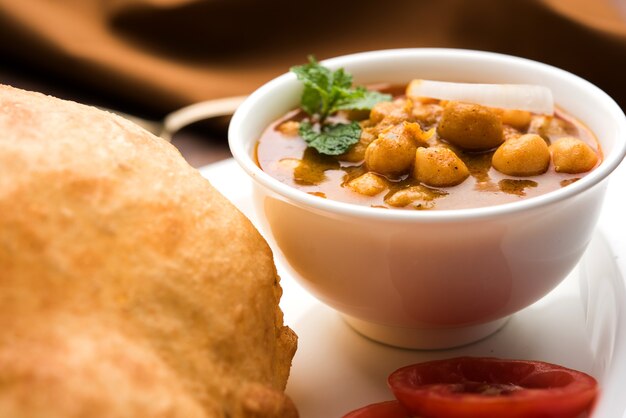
left=0, top=85, right=297, bottom=418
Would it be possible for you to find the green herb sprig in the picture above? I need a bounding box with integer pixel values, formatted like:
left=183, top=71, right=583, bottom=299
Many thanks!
left=290, top=56, right=391, bottom=155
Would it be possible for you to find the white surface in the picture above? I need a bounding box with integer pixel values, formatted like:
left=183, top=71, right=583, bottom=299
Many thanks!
left=200, top=159, right=626, bottom=418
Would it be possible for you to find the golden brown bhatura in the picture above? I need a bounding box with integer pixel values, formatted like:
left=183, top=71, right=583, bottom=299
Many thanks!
left=0, top=84, right=297, bottom=418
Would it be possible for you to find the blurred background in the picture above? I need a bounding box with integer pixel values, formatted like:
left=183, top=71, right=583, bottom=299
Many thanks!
left=1, top=0, right=625, bottom=167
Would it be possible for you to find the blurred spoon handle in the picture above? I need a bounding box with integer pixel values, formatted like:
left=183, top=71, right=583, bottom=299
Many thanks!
left=161, top=95, right=247, bottom=140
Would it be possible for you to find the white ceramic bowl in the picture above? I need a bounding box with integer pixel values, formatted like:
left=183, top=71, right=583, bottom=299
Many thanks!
left=228, top=49, right=626, bottom=349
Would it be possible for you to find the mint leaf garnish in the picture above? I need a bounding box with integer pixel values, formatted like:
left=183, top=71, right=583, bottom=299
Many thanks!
left=299, top=121, right=362, bottom=156
left=290, top=57, right=334, bottom=116
left=333, top=87, right=392, bottom=112
left=290, top=56, right=391, bottom=155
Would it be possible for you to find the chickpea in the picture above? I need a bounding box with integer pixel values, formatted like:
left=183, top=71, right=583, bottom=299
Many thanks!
left=277, top=120, right=300, bottom=136
left=492, top=134, right=550, bottom=176
left=402, top=121, right=432, bottom=147
left=413, top=147, right=470, bottom=187
left=365, top=125, right=418, bottom=176
left=528, top=115, right=570, bottom=140
left=412, top=103, right=443, bottom=126
left=500, top=109, right=532, bottom=130
left=370, top=101, right=396, bottom=124
left=370, top=98, right=412, bottom=126
left=385, top=185, right=447, bottom=208
left=341, top=126, right=378, bottom=162
left=347, top=172, right=388, bottom=196
left=550, top=137, right=598, bottom=173
left=437, top=101, right=504, bottom=150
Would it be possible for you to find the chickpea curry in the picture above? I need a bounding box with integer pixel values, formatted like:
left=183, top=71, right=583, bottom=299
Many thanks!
left=256, top=61, right=601, bottom=210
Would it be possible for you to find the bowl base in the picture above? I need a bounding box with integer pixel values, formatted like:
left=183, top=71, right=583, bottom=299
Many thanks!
left=342, top=315, right=511, bottom=349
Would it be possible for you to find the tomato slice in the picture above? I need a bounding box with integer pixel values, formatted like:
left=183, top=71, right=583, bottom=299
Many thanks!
left=343, top=400, right=414, bottom=418
left=388, top=357, right=598, bottom=418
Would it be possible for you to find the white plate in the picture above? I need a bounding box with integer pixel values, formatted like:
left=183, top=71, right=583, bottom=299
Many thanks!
left=200, top=159, right=626, bottom=418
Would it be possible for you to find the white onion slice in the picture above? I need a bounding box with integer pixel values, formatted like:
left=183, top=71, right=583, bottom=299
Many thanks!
left=406, top=79, right=554, bottom=114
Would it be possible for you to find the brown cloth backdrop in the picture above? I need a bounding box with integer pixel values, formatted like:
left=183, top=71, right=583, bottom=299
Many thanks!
left=1, top=0, right=625, bottom=115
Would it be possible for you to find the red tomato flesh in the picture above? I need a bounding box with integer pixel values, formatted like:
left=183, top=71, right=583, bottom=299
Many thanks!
left=343, top=400, right=413, bottom=418
left=388, top=357, right=598, bottom=418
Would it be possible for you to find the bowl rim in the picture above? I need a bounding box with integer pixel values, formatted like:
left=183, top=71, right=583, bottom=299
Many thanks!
left=228, top=48, right=626, bottom=222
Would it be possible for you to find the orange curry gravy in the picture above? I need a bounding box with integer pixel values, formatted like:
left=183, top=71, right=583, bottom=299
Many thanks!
left=256, top=86, right=601, bottom=210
